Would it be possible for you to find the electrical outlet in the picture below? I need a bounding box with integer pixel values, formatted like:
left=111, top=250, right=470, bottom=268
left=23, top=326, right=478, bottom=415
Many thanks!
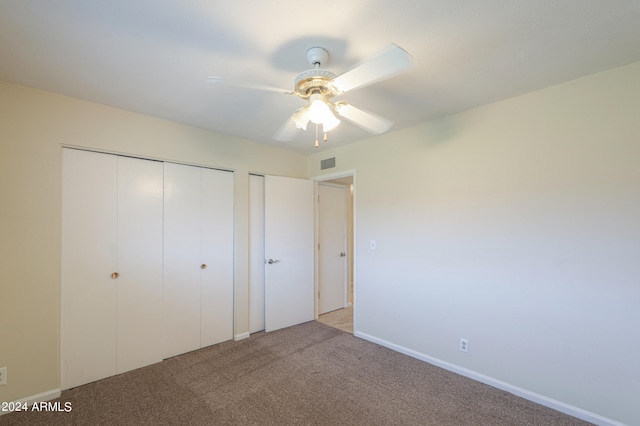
left=459, top=338, right=469, bottom=353
left=0, top=367, right=7, bottom=385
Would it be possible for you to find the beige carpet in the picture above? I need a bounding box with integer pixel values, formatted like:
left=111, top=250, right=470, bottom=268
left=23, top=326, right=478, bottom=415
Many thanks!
left=2, top=321, right=591, bottom=425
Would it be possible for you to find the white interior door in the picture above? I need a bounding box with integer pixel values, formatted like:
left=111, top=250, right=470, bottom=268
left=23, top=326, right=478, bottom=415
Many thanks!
left=264, top=175, right=314, bottom=332
left=249, top=174, right=265, bottom=333
left=116, top=156, right=164, bottom=373
left=318, top=184, right=348, bottom=314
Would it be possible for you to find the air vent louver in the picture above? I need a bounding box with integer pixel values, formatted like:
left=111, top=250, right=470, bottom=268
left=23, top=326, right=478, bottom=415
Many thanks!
left=320, top=157, right=336, bottom=170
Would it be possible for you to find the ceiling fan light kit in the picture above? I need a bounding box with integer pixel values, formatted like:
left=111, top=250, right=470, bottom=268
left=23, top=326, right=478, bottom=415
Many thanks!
left=320, top=113, right=340, bottom=132
left=291, top=107, right=309, bottom=131
left=307, top=93, right=340, bottom=130
left=209, top=44, right=412, bottom=147
left=307, top=94, right=332, bottom=123
left=291, top=48, right=342, bottom=143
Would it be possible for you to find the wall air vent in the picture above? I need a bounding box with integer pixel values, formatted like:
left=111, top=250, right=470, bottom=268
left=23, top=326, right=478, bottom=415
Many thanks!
left=320, top=157, right=336, bottom=170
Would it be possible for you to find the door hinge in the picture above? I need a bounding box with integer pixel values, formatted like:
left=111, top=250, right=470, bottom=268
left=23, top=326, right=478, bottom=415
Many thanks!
left=318, top=291, right=320, bottom=298
left=318, top=243, right=320, bottom=250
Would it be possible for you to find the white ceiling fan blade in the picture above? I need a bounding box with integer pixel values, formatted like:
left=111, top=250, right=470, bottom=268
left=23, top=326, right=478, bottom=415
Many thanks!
left=330, top=44, right=412, bottom=94
left=207, top=76, right=293, bottom=95
left=335, top=102, right=392, bottom=134
left=272, top=114, right=302, bottom=141
left=290, top=106, right=310, bottom=131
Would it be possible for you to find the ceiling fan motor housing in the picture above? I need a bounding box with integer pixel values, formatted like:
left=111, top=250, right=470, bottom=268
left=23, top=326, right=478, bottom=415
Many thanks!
left=294, top=69, right=338, bottom=98
left=292, top=47, right=341, bottom=99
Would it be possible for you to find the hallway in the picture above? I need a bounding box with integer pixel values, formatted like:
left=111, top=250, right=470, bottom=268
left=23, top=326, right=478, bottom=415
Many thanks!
left=317, top=306, right=353, bottom=333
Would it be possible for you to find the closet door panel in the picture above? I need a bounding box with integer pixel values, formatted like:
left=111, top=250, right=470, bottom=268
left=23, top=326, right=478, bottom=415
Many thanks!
left=116, top=156, right=164, bottom=373
left=164, top=163, right=202, bottom=358
left=200, top=168, right=234, bottom=347
left=249, top=174, right=266, bottom=334
left=61, top=149, right=118, bottom=389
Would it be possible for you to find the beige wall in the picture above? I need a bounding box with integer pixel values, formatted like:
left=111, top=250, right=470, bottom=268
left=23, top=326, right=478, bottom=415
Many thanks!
left=0, top=81, right=307, bottom=403
left=3, top=57, right=640, bottom=424
left=309, top=61, right=640, bottom=425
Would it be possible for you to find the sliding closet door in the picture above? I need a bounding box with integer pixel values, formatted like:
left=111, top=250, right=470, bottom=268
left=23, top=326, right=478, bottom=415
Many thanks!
left=62, top=149, right=163, bottom=389
left=116, top=156, right=164, bottom=373
left=164, top=163, right=234, bottom=358
left=200, top=168, right=234, bottom=346
left=164, top=163, right=203, bottom=358
left=62, top=149, right=118, bottom=389
left=249, top=174, right=266, bottom=333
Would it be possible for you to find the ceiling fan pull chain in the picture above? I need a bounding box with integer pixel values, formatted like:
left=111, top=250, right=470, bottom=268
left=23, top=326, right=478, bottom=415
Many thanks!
left=324, top=133, right=328, bottom=142
left=315, top=123, right=319, bottom=148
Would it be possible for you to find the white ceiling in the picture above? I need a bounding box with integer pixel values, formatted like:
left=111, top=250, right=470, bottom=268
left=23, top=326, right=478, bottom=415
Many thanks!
left=1, top=1, right=639, bottom=154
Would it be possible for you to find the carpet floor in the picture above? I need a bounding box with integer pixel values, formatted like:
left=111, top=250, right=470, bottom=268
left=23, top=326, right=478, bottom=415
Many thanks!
left=1, top=321, right=591, bottom=425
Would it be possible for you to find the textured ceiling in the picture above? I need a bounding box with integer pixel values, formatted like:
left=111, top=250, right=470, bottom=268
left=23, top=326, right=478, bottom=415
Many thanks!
left=1, top=0, right=640, bottom=154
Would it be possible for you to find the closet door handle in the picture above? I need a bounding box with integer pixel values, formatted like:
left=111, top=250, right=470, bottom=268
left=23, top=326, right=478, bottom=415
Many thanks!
left=266, top=259, right=280, bottom=264
left=201, top=264, right=207, bottom=269
left=111, top=272, right=119, bottom=279
left=340, top=252, right=346, bottom=257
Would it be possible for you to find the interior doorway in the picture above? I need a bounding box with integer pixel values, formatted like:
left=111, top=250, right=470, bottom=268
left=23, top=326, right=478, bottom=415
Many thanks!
left=248, top=174, right=315, bottom=334
left=249, top=171, right=356, bottom=335
left=314, top=171, right=355, bottom=333
left=318, top=182, right=349, bottom=315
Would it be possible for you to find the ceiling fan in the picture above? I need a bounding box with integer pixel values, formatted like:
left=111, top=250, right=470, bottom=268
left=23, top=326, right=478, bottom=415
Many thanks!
left=208, top=44, right=412, bottom=147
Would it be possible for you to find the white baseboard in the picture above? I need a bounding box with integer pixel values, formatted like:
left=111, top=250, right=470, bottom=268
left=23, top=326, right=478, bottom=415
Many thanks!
left=354, top=331, right=626, bottom=426
left=234, top=331, right=250, bottom=341
left=0, top=388, right=61, bottom=416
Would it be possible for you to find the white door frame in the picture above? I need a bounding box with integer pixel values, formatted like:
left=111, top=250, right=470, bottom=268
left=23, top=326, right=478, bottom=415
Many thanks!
left=310, top=169, right=356, bottom=331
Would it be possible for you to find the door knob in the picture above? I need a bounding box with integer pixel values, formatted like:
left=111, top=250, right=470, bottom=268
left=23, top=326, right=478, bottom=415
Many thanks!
left=340, top=252, right=346, bottom=257
left=111, top=272, right=119, bottom=279
left=266, top=259, right=281, bottom=264
left=201, top=264, right=207, bottom=269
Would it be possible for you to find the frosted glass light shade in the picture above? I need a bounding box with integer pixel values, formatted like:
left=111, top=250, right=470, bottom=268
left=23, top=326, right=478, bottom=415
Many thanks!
left=308, top=99, right=333, bottom=124
left=322, top=114, right=340, bottom=132
left=307, top=94, right=340, bottom=132
left=292, top=107, right=309, bottom=130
